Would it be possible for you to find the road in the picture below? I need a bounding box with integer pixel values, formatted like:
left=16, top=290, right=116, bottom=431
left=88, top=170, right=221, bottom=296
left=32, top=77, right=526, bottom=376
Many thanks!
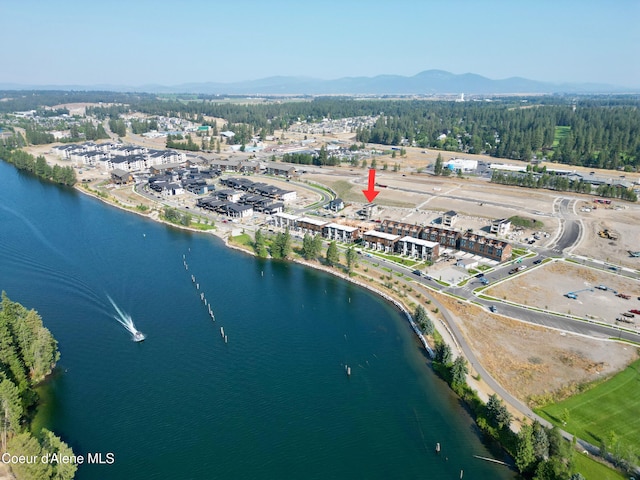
left=548, top=197, right=581, bottom=253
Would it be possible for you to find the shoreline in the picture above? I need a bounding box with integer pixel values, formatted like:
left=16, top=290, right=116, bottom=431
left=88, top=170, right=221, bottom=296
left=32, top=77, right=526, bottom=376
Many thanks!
left=73, top=181, right=438, bottom=358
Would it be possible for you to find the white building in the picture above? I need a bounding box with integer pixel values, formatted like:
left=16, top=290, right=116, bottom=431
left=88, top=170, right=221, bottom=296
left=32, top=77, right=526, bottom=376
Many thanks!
left=490, top=218, right=511, bottom=236
left=272, top=212, right=299, bottom=229
left=323, top=223, right=359, bottom=243
left=398, top=237, right=439, bottom=260
left=445, top=158, right=478, bottom=172
left=489, top=163, right=527, bottom=172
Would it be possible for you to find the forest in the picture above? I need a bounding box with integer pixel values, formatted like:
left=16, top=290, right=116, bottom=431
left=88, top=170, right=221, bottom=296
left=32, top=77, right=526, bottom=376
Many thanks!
left=0, top=293, right=76, bottom=480
left=2, top=91, right=639, bottom=170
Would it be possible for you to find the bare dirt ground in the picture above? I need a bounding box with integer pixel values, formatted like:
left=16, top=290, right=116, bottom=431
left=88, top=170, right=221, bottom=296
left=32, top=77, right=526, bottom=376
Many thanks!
left=433, top=292, right=639, bottom=407
left=572, top=199, right=640, bottom=269
left=486, top=261, right=640, bottom=326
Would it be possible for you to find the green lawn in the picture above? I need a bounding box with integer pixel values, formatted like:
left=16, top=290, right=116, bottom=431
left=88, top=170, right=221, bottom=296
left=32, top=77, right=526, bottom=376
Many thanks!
left=553, top=125, right=571, bottom=147
left=535, top=359, right=640, bottom=449
left=573, top=452, right=627, bottom=480
left=228, top=233, right=253, bottom=249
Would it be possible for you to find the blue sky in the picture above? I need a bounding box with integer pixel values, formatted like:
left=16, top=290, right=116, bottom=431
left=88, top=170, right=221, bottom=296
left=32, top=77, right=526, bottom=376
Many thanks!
left=1, top=0, right=638, bottom=87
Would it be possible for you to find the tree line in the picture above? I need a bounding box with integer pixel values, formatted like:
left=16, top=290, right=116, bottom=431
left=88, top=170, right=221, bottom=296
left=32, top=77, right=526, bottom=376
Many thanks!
left=253, top=229, right=358, bottom=272
left=0, top=293, right=77, bottom=480
left=0, top=146, right=76, bottom=186
left=4, top=91, right=639, bottom=170
left=282, top=146, right=340, bottom=166
left=429, top=325, right=588, bottom=479
left=491, top=170, right=637, bottom=202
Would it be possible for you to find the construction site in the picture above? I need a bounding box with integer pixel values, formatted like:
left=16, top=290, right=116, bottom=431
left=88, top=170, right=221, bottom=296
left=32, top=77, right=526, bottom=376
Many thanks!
left=485, top=260, right=640, bottom=328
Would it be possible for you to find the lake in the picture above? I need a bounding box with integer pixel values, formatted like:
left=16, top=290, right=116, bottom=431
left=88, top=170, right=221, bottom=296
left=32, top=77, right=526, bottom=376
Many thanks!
left=0, top=161, right=514, bottom=479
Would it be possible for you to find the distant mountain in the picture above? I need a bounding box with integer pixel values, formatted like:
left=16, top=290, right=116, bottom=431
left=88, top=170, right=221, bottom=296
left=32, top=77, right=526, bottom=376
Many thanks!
left=1, top=70, right=635, bottom=95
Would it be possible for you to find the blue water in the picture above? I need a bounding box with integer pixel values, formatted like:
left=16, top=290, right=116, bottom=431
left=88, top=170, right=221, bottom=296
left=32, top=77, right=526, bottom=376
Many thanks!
left=0, top=162, right=514, bottom=479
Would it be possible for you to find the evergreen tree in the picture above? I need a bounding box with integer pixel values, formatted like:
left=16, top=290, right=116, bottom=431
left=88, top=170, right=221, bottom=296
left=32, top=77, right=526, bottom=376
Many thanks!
left=515, top=424, right=536, bottom=474
left=450, top=356, right=468, bottom=388
left=326, top=241, right=339, bottom=266
left=254, top=229, right=268, bottom=257
left=302, top=233, right=314, bottom=260
left=6, top=432, right=51, bottom=480
left=434, top=153, right=443, bottom=175
left=311, top=235, right=323, bottom=259
left=434, top=342, right=452, bottom=365
left=345, top=247, right=357, bottom=272
left=40, top=429, right=78, bottom=480
left=486, top=394, right=512, bottom=430
left=532, top=420, right=550, bottom=462
left=414, top=305, right=434, bottom=335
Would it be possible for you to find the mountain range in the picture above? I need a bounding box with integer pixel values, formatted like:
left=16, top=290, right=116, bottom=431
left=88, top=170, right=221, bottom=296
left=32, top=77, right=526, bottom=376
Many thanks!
left=0, top=70, right=635, bottom=95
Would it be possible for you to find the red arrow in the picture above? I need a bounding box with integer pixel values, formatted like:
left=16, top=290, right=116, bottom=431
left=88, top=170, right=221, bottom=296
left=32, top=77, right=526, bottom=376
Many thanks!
left=362, top=168, right=379, bottom=203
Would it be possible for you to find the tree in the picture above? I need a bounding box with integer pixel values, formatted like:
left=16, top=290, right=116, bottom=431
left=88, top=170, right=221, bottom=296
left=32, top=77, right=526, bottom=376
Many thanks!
left=271, top=228, right=292, bottom=259
left=302, top=233, right=318, bottom=260
left=0, top=378, right=23, bottom=450
left=40, top=429, right=78, bottom=480
left=486, top=394, right=512, bottom=430
left=311, top=235, right=323, bottom=259
left=515, top=424, right=536, bottom=474
left=326, top=241, right=339, bottom=267
left=317, top=145, right=328, bottom=165
left=532, top=420, right=550, bottom=462
left=345, top=247, right=357, bottom=272
left=450, top=356, right=468, bottom=388
left=254, top=229, right=268, bottom=257
left=6, top=432, right=51, bottom=480
left=434, top=342, right=452, bottom=365
left=414, top=305, right=434, bottom=335
left=434, top=153, right=443, bottom=175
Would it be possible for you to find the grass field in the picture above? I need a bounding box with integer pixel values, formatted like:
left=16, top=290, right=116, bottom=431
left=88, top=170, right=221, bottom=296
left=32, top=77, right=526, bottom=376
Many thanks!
left=573, top=452, right=627, bottom=480
left=553, top=125, right=572, bottom=147
left=535, top=359, right=640, bottom=449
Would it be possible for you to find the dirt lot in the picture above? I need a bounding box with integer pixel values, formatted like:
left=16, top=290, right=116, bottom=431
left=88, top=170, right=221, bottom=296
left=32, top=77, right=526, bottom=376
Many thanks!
left=572, top=200, right=640, bottom=269
left=486, top=260, right=640, bottom=326
left=433, top=292, right=639, bottom=406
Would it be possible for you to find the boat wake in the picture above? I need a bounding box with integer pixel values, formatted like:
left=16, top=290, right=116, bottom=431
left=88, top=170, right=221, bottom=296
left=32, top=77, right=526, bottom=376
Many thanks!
left=107, top=295, right=145, bottom=342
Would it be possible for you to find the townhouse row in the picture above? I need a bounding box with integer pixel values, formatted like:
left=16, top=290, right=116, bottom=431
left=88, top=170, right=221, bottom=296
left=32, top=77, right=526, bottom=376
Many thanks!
left=269, top=214, right=511, bottom=263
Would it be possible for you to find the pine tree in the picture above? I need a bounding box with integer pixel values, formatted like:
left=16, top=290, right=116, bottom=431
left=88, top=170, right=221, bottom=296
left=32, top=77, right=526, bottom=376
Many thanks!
left=515, top=424, right=536, bottom=474
left=345, top=247, right=357, bottom=272
left=326, top=241, right=339, bottom=267
left=434, top=153, right=443, bottom=176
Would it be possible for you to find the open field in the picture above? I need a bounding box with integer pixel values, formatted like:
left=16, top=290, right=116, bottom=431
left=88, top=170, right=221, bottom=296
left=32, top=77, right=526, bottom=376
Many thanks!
left=573, top=452, right=627, bottom=480
left=536, top=359, right=640, bottom=450
left=485, top=260, right=640, bottom=327
left=425, top=292, right=638, bottom=406
left=573, top=200, right=640, bottom=269
left=553, top=126, right=572, bottom=147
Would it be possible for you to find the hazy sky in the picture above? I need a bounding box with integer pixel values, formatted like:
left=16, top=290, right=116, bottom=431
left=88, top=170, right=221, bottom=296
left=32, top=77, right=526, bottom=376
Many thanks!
left=1, top=0, right=638, bottom=87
